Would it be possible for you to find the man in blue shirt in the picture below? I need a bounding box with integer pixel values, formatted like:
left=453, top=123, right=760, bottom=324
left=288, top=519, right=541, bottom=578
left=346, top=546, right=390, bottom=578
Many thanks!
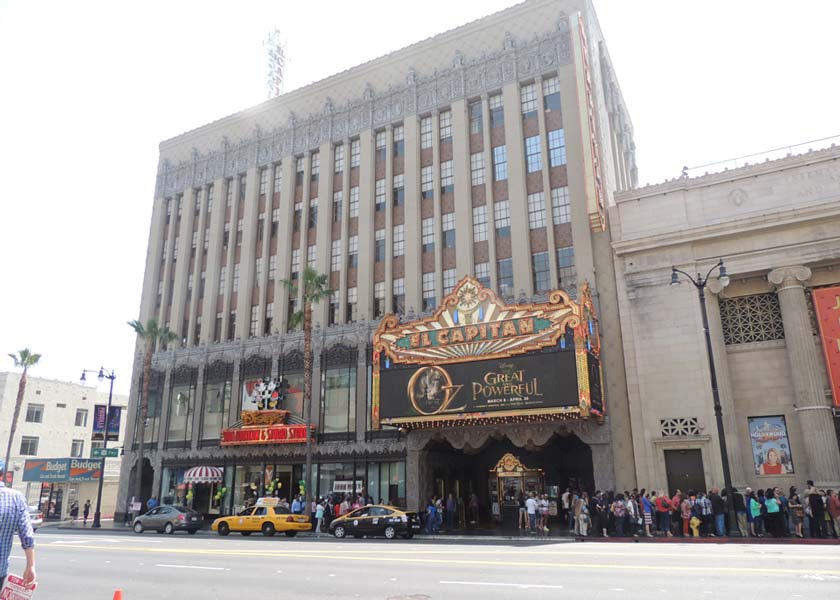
left=291, top=496, right=302, bottom=514
left=0, top=478, right=36, bottom=587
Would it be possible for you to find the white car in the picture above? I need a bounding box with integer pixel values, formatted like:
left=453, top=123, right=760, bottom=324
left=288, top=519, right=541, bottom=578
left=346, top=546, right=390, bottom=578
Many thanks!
left=27, top=506, right=43, bottom=530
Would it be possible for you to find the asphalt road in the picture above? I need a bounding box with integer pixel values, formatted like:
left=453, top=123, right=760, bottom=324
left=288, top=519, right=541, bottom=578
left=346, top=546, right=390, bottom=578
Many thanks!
left=9, top=530, right=840, bottom=599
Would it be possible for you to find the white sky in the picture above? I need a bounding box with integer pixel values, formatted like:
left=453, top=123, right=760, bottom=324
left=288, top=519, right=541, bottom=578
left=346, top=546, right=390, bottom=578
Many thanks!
left=1, top=0, right=838, bottom=395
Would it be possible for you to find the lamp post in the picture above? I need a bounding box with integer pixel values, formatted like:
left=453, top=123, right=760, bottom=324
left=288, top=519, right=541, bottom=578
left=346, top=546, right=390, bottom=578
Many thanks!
left=670, top=260, right=740, bottom=535
left=80, top=367, right=115, bottom=529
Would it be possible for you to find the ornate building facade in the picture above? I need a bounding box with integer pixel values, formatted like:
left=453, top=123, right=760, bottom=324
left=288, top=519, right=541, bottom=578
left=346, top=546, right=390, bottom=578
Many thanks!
left=611, top=145, right=840, bottom=493
left=116, top=0, right=638, bottom=520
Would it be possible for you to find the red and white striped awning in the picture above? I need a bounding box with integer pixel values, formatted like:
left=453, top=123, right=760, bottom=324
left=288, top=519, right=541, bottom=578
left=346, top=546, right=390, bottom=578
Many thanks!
left=183, top=466, right=223, bottom=484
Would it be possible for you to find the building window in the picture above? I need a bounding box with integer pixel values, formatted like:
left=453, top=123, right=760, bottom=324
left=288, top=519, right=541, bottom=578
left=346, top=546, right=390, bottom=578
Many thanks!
left=422, top=218, right=435, bottom=253
left=226, top=179, right=234, bottom=206
left=348, top=236, right=358, bottom=269
left=422, top=272, right=437, bottom=311
left=264, top=302, right=273, bottom=335
left=532, top=252, right=550, bottom=293
left=442, top=213, right=456, bottom=249
left=350, top=139, right=361, bottom=168
left=215, top=312, right=223, bottom=342
left=548, top=129, right=567, bottom=167
left=219, top=266, right=227, bottom=294
left=295, top=156, right=305, bottom=185
left=551, top=187, right=571, bottom=225
left=291, top=249, right=301, bottom=279
left=375, top=130, right=387, bottom=162
left=268, top=255, right=277, bottom=282
left=527, top=192, right=547, bottom=229
left=19, top=436, right=38, bottom=456
left=259, top=168, right=268, bottom=195
left=223, top=223, right=230, bottom=247
left=420, top=116, right=433, bottom=149
left=375, top=179, right=386, bottom=212
left=497, top=258, right=513, bottom=297
left=273, top=165, right=282, bottom=194
left=254, top=259, right=262, bottom=288
left=250, top=304, right=260, bottom=337
left=232, top=263, right=240, bottom=292
left=393, top=125, right=404, bottom=157
left=440, top=160, right=454, bottom=194
left=475, top=262, right=491, bottom=287
left=556, top=246, right=576, bottom=296
left=543, top=76, right=561, bottom=111
left=720, top=293, right=785, bottom=345
left=421, top=166, right=434, bottom=199
left=393, top=174, right=405, bottom=207
left=489, top=93, right=504, bottom=129
left=520, top=82, right=538, bottom=118
left=439, top=110, right=452, bottom=143
left=349, top=187, right=359, bottom=218
left=310, top=152, right=320, bottom=182
left=236, top=219, right=243, bottom=246
left=75, top=408, right=88, bottom=427
left=469, top=100, right=483, bottom=135
left=374, top=282, right=386, bottom=317
left=206, top=185, right=214, bottom=212
left=346, top=287, right=358, bottom=323
left=238, top=174, right=247, bottom=201
left=330, top=191, right=342, bottom=224
left=328, top=291, right=339, bottom=326
left=70, top=439, right=85, bottom=458
left=194, top=189, right=201, bottom=214
left=525, top=135, right=543, bottom=173
left=393, top=278, right=405, bottom=314
left=271, top=209, right=280, bottom=238
left=199, top=271, right=206, bottom=298
left=472, top=206, right=488, bottom=242
left=493, top=145, right=508, bottom=181
left=334, top=144, right=345, bottom=173
left=443, top=269, right=456, bottom=294
left=204, top=228, right=210, bottom=251
left=308, top=198, right=318, bottom=228
left=293, top=202, right=302, bottom=231
left=470, top=152, right=485, bottom=186
left=228, top=311, right=237, bottom=339
left=331, top=240, right=342, bottom=272
left=172, top=237, right=179, bottom=260
left=307, top=245, right=316, bottom=268
left=374, top=229, right=386, bottom=262
left=321, top=364, right=357, bottom=435
left=393, top=224, right=405, bottom=257
left=494, top=200, right=511, bottom=237
left=25, top=403, right=44, bottom=423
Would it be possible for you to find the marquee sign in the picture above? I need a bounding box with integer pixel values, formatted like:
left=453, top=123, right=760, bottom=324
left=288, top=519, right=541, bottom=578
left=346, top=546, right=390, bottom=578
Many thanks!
left=373, top=276, right=603, bottom=428
left=220, top=408, right=309, bottom=447
left=813, top=285, right=840, bottom=408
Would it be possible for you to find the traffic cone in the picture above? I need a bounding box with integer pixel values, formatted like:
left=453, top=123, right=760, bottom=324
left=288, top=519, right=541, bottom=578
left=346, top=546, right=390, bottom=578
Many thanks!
left=113, top=590, right=123, bottom=600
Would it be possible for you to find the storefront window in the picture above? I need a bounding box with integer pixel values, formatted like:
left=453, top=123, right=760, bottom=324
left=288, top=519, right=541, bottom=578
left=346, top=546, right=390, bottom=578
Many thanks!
left=283, top=370, right=304, bottom=419
left=317, top=462, right=359, bottom=499
left=141, top=383, right=163, bottom=446
left=321, top=365, right=356, bottom=434
left=166, top=383, right=194, bottom=444
left=232, top=465, right=263, bottom=513
left=161, top=466, right=187, bottom=506
left=202, top=380, right=231, bottom=440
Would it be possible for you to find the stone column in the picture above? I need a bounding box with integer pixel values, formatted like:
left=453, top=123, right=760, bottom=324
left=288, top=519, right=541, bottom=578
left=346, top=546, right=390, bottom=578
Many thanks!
left=768, top=266, right=840, bottom=485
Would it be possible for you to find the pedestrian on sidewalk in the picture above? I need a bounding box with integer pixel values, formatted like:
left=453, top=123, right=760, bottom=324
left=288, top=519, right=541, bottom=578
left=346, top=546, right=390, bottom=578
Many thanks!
left=749, top=490, right=764, bottom=537
left=69, top=501, right=79, bottom=526
left=577, top=492, right=590, bottom=537
left=805, top=480, right=826, bottom=538
left=0, top=475, right=36, bottom=588
left=789, top=491, right=804, bottom=538
left=83, top=499, right=91, bottom=526
left=709, top=487, right=726, bottom=537
left=639, top=489, right=653, bottom=537
left=731, top=488, right=748, bottom=536
left=827, top=490, right=840, bottom=538
left=525, top=492, right=538, bottom=534
left=680, top=492, right=692, bottom=537
left=314, top=500, right=325, bottom=538
left=446, top=493, right=456, bottom=531
left=655, top=490, right=673, bottom=537
left=611, top=494, right=626, bottom=537
left=625, top=492, right=639, bottom=537
left=696, top=491, right=713, bottom=536
left=764, top=488, right=783, bottom=537
left=670, top=490, right=683, bottom=536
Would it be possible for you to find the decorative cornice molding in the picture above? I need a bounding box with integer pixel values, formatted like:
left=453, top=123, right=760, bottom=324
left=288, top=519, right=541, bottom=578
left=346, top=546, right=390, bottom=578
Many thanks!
left=155, top=28, right=571, bottom=197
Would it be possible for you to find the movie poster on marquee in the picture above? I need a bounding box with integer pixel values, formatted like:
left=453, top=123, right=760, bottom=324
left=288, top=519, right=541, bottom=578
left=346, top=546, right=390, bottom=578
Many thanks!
left=748, top=416, right=794, bottom=475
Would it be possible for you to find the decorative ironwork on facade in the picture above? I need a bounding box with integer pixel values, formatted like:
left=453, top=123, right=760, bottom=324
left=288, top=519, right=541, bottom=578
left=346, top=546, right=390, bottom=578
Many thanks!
left=720, top=293, right=784, bottom=345
left=659, top=417, right=701, bottom=437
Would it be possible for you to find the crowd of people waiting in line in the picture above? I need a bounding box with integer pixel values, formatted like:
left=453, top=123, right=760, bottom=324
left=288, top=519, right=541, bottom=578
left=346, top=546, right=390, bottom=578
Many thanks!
left=252, top=492, right=389, bottom=536
left=559, top=480, right=840, bottom=539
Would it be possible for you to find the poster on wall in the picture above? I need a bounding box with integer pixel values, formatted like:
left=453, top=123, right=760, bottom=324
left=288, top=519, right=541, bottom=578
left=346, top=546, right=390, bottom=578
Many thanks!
left=748, top=416, right=794, bottom=475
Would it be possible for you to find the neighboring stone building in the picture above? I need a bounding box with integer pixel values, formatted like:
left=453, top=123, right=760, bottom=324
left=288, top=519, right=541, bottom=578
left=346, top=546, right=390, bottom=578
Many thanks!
left=0, top=373, right=128, bottom=519
left=610, top=145, right=840, bottom=492
left=118, top=0, right=639, bottom=524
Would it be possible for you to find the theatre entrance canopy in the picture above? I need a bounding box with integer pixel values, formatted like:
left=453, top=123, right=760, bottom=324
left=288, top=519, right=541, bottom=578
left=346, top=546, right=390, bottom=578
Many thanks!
left=372, top=277, right=604, bottom=430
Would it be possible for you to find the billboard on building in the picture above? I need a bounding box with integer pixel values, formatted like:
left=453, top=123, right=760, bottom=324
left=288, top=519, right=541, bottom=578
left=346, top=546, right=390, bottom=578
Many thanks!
left=748, top=416, right=794, bottom=475
left=813, top=286, right=840, bottom=408
left=22, top=458, right=104, bottom=482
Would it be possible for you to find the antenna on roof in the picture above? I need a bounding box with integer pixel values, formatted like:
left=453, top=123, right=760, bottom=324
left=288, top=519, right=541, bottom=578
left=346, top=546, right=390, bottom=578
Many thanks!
left=265, top=29, right=286, bottom=99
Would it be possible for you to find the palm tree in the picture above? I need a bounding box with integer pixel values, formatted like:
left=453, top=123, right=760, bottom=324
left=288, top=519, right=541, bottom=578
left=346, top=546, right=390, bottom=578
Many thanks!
left=282, top=267, right=331, bottom=504
left=4, top=349, right=41, bottom=479
left=127, top=318, right=177, bottom=510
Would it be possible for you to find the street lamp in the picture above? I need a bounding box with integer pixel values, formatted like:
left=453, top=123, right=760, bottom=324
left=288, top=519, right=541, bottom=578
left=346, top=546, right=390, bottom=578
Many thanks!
left=80, top=367, right=116, bottom=529
left=670, top=260, right=739, bottom=535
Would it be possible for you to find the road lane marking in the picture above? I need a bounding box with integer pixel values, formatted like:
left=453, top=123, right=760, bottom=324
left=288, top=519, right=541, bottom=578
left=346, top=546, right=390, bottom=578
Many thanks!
left=37, top=544, right=840, bottom=576
left=441, top=581, right=564, bottom=589
left=155, top=564, right=229, bottom=571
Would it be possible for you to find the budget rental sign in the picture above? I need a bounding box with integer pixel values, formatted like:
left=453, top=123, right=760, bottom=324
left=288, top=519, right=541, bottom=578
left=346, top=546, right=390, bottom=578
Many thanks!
left=23, top=458, right=104, bottom=482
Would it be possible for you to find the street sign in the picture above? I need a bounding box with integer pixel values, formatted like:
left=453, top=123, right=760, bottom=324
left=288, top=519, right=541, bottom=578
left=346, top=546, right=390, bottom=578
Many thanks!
left=91, top=448, right=118, bottom=458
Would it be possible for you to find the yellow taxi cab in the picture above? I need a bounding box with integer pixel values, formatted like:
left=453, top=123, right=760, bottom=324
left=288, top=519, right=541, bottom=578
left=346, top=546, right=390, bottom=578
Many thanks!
left=211, top=497, right=311, bottom=537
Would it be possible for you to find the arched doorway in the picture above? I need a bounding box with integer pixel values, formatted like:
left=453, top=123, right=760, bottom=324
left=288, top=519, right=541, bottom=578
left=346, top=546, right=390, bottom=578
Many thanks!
left=128, top=458, right=154, bottom=506
left=421, top=432, right=593, bottom=531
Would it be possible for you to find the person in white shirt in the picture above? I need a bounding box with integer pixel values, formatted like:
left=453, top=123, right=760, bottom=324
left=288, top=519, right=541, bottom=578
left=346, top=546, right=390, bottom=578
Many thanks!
left=525, top=492, right=538, bottom=532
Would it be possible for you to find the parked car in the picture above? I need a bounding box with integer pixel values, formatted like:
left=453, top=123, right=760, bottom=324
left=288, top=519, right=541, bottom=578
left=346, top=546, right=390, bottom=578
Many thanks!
left=330, top=505, right=421, bottom=540
left=27, top=506, right=43, bottom=530
left=211, top=498, right=310, bottom=537
left=132, top=505, right=203, bottom=534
